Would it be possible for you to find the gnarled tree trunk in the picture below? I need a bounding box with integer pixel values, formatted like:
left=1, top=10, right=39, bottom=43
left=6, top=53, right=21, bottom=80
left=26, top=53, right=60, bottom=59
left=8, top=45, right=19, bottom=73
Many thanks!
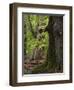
left=46, top=16, right=63, bottom=72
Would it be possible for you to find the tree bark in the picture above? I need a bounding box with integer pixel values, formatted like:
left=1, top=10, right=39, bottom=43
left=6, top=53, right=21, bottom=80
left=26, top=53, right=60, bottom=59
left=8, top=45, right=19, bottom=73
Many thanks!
left=46, top=16, right=63, bottom=72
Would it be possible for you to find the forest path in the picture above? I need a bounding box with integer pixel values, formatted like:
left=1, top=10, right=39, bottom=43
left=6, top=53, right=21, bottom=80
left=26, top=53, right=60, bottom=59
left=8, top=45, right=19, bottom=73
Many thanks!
left=24, top=59, right=45, bottom=74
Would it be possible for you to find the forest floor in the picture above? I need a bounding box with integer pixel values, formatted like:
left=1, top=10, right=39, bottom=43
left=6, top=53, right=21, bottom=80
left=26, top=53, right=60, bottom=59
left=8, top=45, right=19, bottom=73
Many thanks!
left=24, top=59, right=45, bottom=74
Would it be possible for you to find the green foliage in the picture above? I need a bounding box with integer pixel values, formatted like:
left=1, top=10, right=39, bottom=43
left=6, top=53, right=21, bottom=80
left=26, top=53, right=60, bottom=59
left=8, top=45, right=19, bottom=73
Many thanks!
left=24, top=14, right=49, bottom=56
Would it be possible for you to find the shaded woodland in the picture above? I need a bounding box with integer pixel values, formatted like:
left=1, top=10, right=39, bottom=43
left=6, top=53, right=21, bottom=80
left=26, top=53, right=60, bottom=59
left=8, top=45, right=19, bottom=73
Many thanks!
left=23, top=14, right=63, bottom=74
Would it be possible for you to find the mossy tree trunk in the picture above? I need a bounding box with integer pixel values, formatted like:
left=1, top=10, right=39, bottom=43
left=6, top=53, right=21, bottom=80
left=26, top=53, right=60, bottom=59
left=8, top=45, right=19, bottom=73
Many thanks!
left=46, top=16, right=57, bottom=72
